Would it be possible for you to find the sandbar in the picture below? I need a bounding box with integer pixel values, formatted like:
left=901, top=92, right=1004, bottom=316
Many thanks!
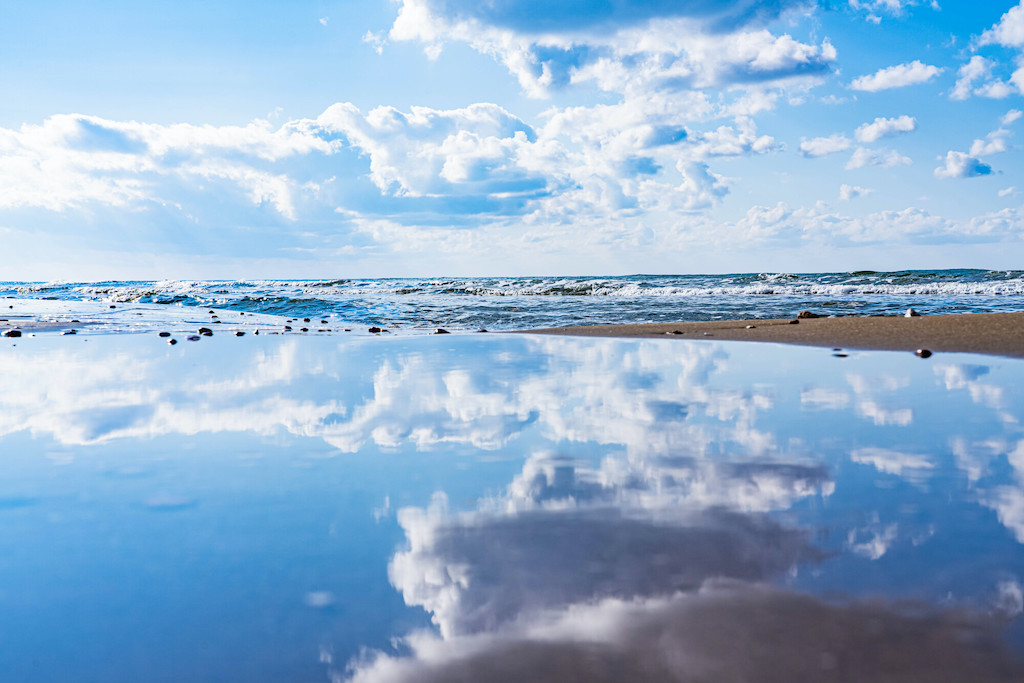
left=520, top=312, right=1024, bottom=358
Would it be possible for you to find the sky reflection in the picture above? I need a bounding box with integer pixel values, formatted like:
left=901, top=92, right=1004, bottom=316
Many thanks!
left=1, top=333, right=1024, bottom=680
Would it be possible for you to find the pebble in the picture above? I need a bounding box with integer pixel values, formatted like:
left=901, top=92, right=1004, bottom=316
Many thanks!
left=915, top=348, right=933, bottom=358
left=797, top=310, right=819, bottom=318
left=235, top=331, right=245, bottom=336
left=321, top=320, right=328, bottom=324
left=434, top=328, right=450, bottom=334
left=476, top=328, right=488, bottom=333
left=667, top=330, right=683, bottom=335
left=746, top=325, right=756, bottom=329
left=62, top=329, right=77, bottom=335
left=832, top=353, right=848, bottom=358
left=187, top=335, right=200, bottom=341
left=254, top=330, right=259, bottom=335
left=368, top=326, right=382, bottom=333
left=198, top=327, right=213, bottom=336
left=300, top=327, right=309, bottom=332
left=906, top=308, right=921, bottom=317
left=284, top=325, right=292, bottom=331
left=109, top=305, right=116, bottom=309
left=71, top=319, right=80, bottom=323
left=168, top=338, right=177, bottom=345
left=789, top=319, right=800, bottom=325
left=4, top=329, right=22, bottom=337
left=303, top=318, right=310, bottom=323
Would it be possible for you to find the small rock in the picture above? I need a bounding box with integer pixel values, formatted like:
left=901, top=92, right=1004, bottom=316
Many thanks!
left=915, top=348, right=933, bottom=358
left=284, top=325, right=292, bottom=331
left=434, top=328, right=450, bottom=334
left=667, top=330, right=683, bottom=335
left=476, top=328, right=488, bottom=333
left=368, top=326, right=382, bottom=333
left=905, top=308, right=921, bottom=317
left=235, top=331, right=245, bottom=336
left=321, top=320, right=328, bottom=324
left=187, top=335, right=200, bottom=341
left=746, top=325, right=756, bottom=329
left=300, top=327, right=309, bottom=332
left=109, top=305, right=116, bottom=309
left=62, top=329, right=77, bottom=335
left=209, top=310, right=214, bottom=314
left=344, top=328, right=351, bottom=332
left=303, top=318, right=310, bottom=323
left=789, top=319, right=800, bottom=325
left=3, top=329, right=22, bottom=338
left=198, top=327, right=213, bottom=336
left=797, top=310, right=819, bottom=319
left=71, top=319, right=80, bottom=323
left=168, top=338, right=178, bottom=345
left=254, top=330, right=259, bottom=335
left=832, top=353, right=848, bottom=358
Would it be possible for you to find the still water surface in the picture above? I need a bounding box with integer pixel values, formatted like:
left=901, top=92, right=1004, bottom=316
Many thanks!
left=2, top=333, right=1024, bottom=681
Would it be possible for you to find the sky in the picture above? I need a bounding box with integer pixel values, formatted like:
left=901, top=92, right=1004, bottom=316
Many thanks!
left=2, top=0, right=1024, bottom=279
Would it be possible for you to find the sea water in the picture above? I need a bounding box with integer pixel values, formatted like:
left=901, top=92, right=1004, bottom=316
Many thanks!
left=3, top=268, right=1024, bottom=331
left=1, top=332, right=1024, bottom=680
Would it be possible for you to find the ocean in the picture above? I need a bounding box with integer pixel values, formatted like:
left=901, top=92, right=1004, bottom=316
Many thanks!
left=3, top=268, right=1024, bottom=332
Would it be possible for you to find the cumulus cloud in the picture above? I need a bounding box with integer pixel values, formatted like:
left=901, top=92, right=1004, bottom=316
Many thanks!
left=850, top=60, right=943, bottom=91
left=978, top=1, right=1024, bottom=48
left=934, top=150, right=994, bottom=179
left=839, top=183, right=871, bottom=200
left=846, top=146, right=912, bottom=169
left=388, top=0, right=835, bottom=99
left=855, top=115, right=916, bottom=142
left=799, top=133, right=852, bottom=157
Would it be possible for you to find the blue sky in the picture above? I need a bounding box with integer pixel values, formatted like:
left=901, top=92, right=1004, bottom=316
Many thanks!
left=2, top=0, right=1024, bottom=278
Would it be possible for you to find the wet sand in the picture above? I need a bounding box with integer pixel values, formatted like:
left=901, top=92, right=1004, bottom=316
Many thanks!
left=520, top=312, right=1024, bottom=358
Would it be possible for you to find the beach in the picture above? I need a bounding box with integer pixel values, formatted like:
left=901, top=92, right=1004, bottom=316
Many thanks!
left=525, top=311, right=1024, bottom=358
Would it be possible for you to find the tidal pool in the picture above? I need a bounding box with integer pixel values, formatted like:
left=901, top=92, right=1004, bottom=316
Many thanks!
left=1, top=333, right=1023, bottom=681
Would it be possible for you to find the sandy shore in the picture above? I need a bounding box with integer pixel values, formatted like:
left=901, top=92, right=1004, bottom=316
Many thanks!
left=519, top=312, right=1024, bottom=358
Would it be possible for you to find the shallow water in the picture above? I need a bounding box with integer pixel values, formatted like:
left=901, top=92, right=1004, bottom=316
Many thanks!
left=2, top=332, right=1024, bottom=681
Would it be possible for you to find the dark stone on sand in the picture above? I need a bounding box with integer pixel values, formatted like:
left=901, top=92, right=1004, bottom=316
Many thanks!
left=434, top=328, right=450, bottom=334
left=300, top=327, right=309, bottom=332
left=71, top=319, right=80, bottom=323
left=369, top=326, right=382, bottom=333
left=254, top=330, right=259, bottom=335
left=284, top=325, right=292, bottom=331
left=303, top=318, right=310, bottom=322
left=746, top=325, right=756, bottom=329
left=209, top=310, right=214, bottom=314
left=789, top=319, right=799, bottom=325
left=915, top=349, right=933, bottom=358
left=797, top=310, right=819, bottom=319
left=667, top=330, right=683, bottom=335
left=235, top=331, right=245, bottom=336
left=4, top=329, right=22, bottom=337
left=321, top=320, right=328, bottom=324
left=344, top=329, right=351, bottom=332
left=476, top=328, right=488, bottom=333
left=198, top=327, right=213, bottom=336
left=62, top=330, right=77, bottom=335
left=168, top=338, right=177, bottom=345
left=833, top=353, right=848, bottom=358
left=109, top=305, right=116, bottom=309
left=213, top=320, right=222, bottom=324
left=187, top=335, right=200, bottom=341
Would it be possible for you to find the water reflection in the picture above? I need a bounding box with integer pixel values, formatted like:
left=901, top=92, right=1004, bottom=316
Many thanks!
left=2, top=334, right=1024, bottom=680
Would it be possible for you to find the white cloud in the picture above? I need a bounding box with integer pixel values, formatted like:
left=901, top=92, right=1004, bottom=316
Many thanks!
left=799, top=134, right=852, bottom=157
left=1004, top=109, right=1024, bottom=125
left=970, top=131, right=1009, bottom=157
left=1000, top=186, right=1017, bottom=197
left=845, top=146, right=912, bottom=169
left=855, top=115, right=916, bottom=142
left=851, top=447, right=934, bottom=479
left=839, top=184, right=871, bottom=200
left=951, top=56, right=992, bottom=100
left=388, top=0, right=836, bottom=99
left=934, top=151, right=993, bottom=179
left=849, top=60, right=943, bottom=92
left=978, top=1, right=1024, bottom=48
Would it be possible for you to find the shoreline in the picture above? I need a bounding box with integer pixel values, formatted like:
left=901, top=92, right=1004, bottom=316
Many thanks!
left=517, top=312, right=1024, bottom=359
